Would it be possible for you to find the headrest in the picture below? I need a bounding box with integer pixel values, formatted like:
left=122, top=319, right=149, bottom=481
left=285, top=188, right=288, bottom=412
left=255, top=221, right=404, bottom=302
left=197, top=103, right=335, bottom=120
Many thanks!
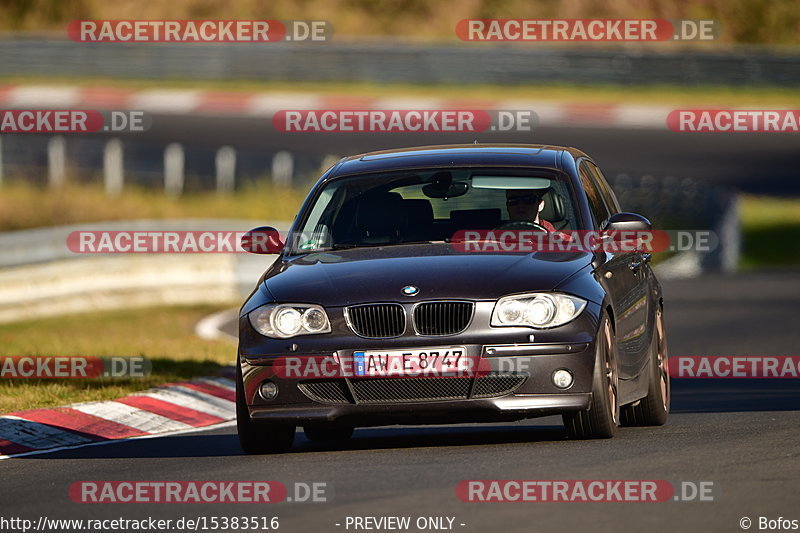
left=355, top=192, right=404, bottom=239
left=403, top=199, right=434, bottom=226
left=540, top=191, right=566, bottom=221
left=450, top=208, right=502, bottom=230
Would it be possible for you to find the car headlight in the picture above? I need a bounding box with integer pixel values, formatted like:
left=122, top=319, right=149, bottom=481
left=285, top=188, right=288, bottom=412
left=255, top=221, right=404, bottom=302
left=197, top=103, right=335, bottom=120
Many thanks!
left=491, top=293, right=587, bottom=329
left=248, top=304, right=331, bottom=338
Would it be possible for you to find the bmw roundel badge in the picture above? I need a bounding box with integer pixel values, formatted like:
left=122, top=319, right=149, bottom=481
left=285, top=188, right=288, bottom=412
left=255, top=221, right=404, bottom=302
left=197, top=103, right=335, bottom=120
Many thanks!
left=401, top=285, right=419, bottom=296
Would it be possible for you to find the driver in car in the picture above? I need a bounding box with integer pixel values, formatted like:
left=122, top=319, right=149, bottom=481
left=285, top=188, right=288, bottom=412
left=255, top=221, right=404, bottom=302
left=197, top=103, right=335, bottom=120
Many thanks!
left=505, top=189, right=556, bottom=232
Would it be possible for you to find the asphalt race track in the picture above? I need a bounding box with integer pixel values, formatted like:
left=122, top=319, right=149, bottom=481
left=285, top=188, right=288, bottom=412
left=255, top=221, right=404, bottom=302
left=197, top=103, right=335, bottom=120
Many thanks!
left=2, top=271, right=798, bottom=533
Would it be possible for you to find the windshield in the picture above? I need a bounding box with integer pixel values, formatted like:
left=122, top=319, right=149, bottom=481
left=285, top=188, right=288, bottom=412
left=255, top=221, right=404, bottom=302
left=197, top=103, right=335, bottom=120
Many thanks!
left=290, top=167, right=581, bottom=253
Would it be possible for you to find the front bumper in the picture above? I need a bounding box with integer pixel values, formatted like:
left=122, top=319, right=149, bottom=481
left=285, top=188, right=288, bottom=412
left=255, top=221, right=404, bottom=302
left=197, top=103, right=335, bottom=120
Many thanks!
left=239, top=300, right=601, bottom=427
left=240, top=342, right=597, bottom=427
left=248, top=393, right=591, bottom=426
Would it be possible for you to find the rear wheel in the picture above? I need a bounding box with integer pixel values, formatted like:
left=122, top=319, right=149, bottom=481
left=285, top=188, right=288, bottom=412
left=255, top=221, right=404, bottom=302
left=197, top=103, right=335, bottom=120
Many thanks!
left=563, top=315, right=619, bottom=439
left=236, top=361, right=295, bottom=454
left=303, top=426, right=354, bottom=442
left=621, top=307, right=670, bottom=426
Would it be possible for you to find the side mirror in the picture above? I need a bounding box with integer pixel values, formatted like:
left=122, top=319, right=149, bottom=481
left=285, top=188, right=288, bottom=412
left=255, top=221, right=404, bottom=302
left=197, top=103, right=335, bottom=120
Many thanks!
left=241, top=226, right=285, bottom=254
left=604, top=212, right=652, bottom=233
left=602, top=213, right=652, bottom=254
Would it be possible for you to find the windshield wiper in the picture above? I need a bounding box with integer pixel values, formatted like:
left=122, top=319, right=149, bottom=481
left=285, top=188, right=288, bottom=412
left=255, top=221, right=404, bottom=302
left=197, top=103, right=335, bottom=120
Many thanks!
left=322, top=241, right=435, bottom=251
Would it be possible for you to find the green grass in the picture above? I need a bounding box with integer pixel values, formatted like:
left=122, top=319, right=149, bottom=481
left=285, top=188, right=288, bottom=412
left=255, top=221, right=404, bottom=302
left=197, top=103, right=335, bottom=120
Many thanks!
left=0, top=180, right=303, bottom=231
left=0, top=305, right=236, bottom=413
left=6, top=75, right=800, bottom=107
left=740, top=195, right=800, bottom=268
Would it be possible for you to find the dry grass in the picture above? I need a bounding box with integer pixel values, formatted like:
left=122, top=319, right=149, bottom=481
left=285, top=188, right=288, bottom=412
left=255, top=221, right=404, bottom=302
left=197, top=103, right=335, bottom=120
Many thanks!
left=0, top=305, right=236, bottom=413
left=0, top=180, right=304, bottom=231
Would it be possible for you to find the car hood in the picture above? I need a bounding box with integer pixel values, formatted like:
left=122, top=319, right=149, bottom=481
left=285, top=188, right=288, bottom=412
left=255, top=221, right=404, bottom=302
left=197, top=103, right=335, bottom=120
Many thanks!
left=263, top=243, right=593, bottom=306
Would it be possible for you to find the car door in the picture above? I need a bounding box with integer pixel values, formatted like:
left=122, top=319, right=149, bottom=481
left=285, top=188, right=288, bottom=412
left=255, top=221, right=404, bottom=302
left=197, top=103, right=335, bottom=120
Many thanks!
left=578, top=160, right=644, bottom=383
left=586, top=160, right=652, bottom=382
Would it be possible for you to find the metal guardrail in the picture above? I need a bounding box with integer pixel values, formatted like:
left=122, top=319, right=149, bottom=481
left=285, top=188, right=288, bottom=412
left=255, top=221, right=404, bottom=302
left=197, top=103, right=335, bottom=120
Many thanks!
left=0, top=219, right=289, bottom=323
left=1, top=39, right=799, bottom=86
left=0, top=134, right=328, bottom=190
left=0, top=219, right=288, bottom=268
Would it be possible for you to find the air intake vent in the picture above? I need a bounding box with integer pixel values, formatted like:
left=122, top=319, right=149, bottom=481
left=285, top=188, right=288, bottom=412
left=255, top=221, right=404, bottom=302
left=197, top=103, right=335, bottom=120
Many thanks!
left=298, top=380, right=351, bottom=404
left=346, top=303, right=405, bottom=338
left=351, top=377, right=472, bottom=403
left=297, top=375, right=527, bottom=405
left=472, top=375, right=527, bottom=398
left=413, top=301, right=473, bottom=335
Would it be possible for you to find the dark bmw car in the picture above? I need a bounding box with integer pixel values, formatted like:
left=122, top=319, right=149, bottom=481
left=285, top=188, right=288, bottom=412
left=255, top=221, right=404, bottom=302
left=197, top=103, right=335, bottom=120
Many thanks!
left=236, top=144, right=670, bottom=453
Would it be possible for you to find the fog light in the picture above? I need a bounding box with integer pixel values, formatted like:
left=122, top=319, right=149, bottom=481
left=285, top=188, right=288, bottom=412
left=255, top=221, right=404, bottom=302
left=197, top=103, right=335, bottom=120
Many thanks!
left=552, top=369, right=573, bottom=389
left=259, top=381, right=278, bottom=400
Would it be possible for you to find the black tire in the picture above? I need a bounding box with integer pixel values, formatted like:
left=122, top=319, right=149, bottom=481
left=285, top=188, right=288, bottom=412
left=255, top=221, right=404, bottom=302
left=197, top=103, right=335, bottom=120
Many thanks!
left=621, top=307, right=670, bottom=426
left=563, top=315, right=620, bottom=439
left=236, top=361, right=295, bottom=454
left=303, top=426, right=354, bottom=442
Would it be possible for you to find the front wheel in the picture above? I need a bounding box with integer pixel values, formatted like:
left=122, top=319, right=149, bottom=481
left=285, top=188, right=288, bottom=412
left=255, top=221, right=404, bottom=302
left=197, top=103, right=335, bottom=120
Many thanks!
left=563, top=315, right=620, bottom=439
left=236, top=361, right=295, bottom=454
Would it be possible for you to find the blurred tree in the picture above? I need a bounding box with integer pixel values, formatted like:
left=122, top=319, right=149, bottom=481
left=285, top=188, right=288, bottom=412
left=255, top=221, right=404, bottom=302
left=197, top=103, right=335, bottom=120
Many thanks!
left=0, top=0, right=89, bottom=30
left=0, top=0, right=796, bottom=45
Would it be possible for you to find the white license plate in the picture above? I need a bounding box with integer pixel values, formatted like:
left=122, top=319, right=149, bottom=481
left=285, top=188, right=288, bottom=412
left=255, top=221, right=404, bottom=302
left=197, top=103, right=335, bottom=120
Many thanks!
left=353, top=347, right=469, bottom=377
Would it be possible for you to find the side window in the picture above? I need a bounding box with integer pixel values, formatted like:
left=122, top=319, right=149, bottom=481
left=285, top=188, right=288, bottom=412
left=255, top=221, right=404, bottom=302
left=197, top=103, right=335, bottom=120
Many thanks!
left=579, top=162, right=610, bottom=228
left=587, top=162, right=620, bottom=214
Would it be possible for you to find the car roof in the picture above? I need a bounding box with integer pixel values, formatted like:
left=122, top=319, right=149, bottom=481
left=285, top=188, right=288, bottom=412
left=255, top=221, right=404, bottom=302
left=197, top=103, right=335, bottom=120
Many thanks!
left=328, top=144, right=589, bottom=178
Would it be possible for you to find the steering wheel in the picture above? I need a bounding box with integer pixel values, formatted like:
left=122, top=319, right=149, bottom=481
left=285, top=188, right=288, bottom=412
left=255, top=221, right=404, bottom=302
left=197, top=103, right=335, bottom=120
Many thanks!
left=494, top=220, right=548, bottom=232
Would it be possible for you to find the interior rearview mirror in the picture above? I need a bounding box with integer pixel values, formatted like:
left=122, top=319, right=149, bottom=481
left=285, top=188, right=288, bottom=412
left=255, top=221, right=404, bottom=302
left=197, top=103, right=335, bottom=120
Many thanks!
left=422, top=181, right=469, bottom=199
